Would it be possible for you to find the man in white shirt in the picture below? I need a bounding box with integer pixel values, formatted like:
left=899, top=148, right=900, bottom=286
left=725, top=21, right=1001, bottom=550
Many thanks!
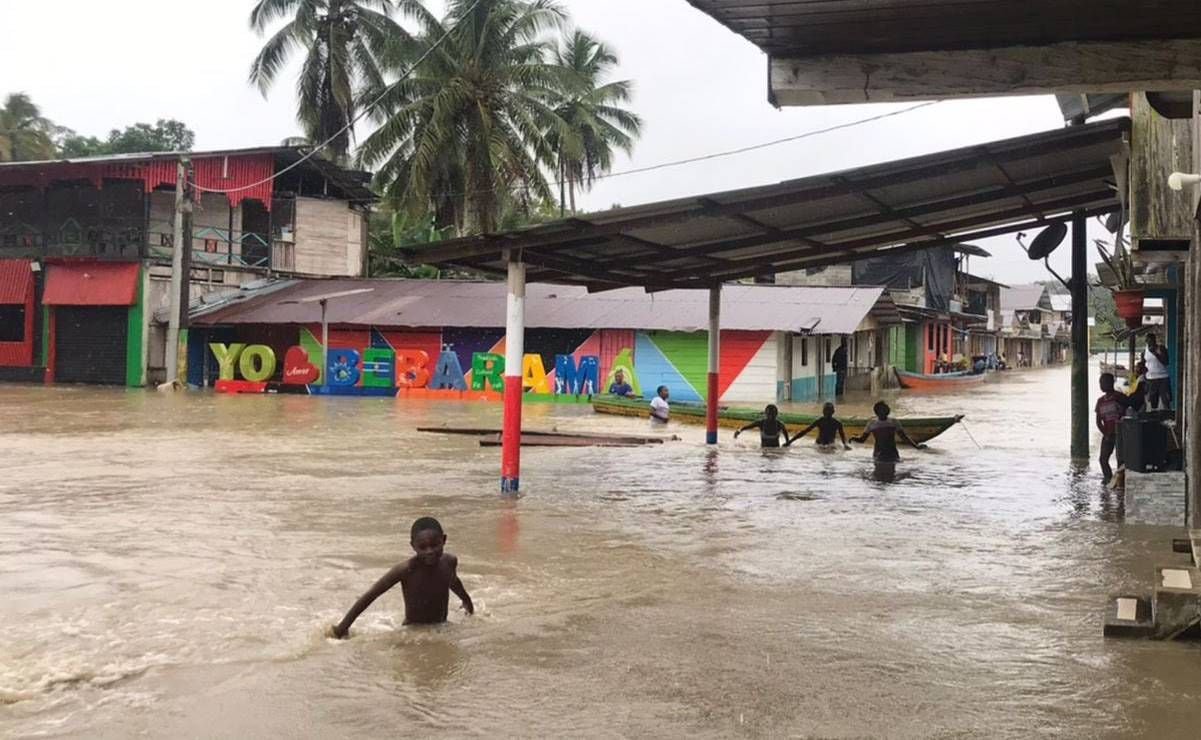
left=1143, top=333, right=1173, bottom=411
left=649, top=385, right=670, bottom=422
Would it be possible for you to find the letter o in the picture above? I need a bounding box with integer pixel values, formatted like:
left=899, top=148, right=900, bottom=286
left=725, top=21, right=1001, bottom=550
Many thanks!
left=238, top=345, right=277, bottom=382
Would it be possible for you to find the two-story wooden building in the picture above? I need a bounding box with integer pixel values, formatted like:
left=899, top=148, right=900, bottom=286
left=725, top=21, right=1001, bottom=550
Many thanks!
left=0, top=147, right=375, bottom=385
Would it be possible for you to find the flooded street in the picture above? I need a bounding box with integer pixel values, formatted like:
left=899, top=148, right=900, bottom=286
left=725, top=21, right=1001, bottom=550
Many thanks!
left=3, top=364, right=1201, bottom=738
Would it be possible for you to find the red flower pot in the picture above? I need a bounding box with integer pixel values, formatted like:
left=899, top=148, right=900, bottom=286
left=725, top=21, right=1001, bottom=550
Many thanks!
left=1114, top=289, right=1144, bottom=328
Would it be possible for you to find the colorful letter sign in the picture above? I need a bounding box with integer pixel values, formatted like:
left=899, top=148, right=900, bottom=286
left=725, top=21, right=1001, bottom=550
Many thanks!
left=211, top=339, right=608, bottom=400
left=471, top=352, right=505, bottom=392
left=555, top=354, right=599, bottom=395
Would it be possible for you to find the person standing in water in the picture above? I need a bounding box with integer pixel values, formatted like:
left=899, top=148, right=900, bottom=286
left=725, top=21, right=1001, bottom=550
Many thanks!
left=788, top=402, right=851, bottom=450
left=329, top=517, right=473, bottom=637
left=734, top=404, right=790, bottom=448
left=1095, top=372, right=1127, bottom=484
left=608, top=369, right=636, bottom=398
left=851, top=401, right=926, bottom=462
left=832, top=339, right=848, bottom=397
left=650, top=385, right=670, bottom=423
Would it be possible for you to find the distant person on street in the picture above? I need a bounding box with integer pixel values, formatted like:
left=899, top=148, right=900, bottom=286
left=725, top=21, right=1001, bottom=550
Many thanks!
left=1095, top=372, right=1127, bottom=484
left=788, top=401, right=851, bottom=449
left=329, top=517, right=473, bottom=637
left=650, top=385, right=670, bottom=423
left=1143, top=333, right=1172, bottom=411
left=608, top=370, right=636, bottom=398
left=832, top=339, right=848, bottom=396
left=851, top=401, right=926, bottom=462
left=735, top=404, right=790, bottom=448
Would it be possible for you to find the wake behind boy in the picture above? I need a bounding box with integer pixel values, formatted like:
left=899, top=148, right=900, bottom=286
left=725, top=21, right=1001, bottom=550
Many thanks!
left=330, top=517, right=473, bottom=638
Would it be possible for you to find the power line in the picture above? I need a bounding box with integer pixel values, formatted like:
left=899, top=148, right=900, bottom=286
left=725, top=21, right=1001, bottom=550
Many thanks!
left=190, top=0, right=484, bottom=196
left=413, top=100, right=942, bottom=202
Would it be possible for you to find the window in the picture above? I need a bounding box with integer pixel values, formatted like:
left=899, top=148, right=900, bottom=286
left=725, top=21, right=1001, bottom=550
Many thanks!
left=0, top=304, right=25, bottom=342
left=927, top=325, right=934, bottom=351
left=800, top=337, right=808, bottom=367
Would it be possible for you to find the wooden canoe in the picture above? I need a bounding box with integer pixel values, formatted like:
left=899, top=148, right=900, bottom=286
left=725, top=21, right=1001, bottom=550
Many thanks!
left=590, top=395, right=963, bottom=444
left=895, top=369, right=986, bottom=391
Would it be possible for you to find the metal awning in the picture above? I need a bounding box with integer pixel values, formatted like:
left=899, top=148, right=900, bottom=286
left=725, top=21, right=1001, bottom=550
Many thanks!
left=684, top=1, right=1201, bottom=57
left=417, top=118, right=1129, bottom=291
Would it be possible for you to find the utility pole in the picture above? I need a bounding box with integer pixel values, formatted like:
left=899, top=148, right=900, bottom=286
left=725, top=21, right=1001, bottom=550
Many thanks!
left=165, top=157, right=192, bottom=384
left=1070, top=212, right=1089, bottom=460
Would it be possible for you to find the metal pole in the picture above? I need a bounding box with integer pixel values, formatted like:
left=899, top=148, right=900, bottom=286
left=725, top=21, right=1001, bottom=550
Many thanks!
left=501, top=251, right=526, bottom=496
left=320, top=298, right=329, bottom=385
left=165, top=158, right=187, bottom=382
left=1070, top=212, right=1090, bottom=461
left=707, top=285, right=722, bottom=444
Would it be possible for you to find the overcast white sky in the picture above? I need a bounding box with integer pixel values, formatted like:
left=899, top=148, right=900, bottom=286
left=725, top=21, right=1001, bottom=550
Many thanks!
left=2, top=0, right=1116, bottom=284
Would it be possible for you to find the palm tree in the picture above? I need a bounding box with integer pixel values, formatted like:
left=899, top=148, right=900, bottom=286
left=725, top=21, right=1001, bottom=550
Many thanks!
left=549, top=30, right=641, bottom=214
left=248, top=0, right=405, bottom=162
left=0, top=93, right=58, bottom=162
left=357, top=0, right=573, bottom=235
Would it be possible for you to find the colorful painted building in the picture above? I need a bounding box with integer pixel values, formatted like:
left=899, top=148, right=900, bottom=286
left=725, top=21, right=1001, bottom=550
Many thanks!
left=0, top=147, right=376, bottom=385
left=185, top=279, right=900, bottom=404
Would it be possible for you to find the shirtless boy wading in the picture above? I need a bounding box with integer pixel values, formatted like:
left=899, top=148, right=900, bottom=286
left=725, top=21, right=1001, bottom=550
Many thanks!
left=330, top=517, right=473, bottom=637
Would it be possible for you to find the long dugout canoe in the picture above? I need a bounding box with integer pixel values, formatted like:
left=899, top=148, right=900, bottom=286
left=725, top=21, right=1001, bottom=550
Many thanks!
left=591, top=395, right=963, bottom=444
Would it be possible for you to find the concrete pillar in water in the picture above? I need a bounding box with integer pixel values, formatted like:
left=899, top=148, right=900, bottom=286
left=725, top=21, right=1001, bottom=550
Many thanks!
left=501, top=252, right=525, bottom=496
left=1071, top=213, right=1089, bottom=461
left=707, top=285, right=721, bottom=445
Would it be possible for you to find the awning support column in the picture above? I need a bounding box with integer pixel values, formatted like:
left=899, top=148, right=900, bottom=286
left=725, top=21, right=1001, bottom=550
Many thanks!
left=501, top=251, right=526, bottom=496
left=1070, top=212, right=1089, bottom=461
left=707, top=284, right=721, bottom=445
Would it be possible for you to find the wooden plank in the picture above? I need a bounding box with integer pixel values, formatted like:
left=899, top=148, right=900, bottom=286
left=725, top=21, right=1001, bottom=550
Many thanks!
left=1130, top=93, right=1195, bottom=254
left=770, top=40, right=1201, bottom=106
left=418, top=426, right=666, bottom=444
left=478, top=434, right=657, bottom=448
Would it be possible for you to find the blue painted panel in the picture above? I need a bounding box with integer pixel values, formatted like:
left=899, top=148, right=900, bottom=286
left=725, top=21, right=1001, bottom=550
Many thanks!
left=634, top=332, right=702, bottom=402
left=789, top=375, right=836, bottom=402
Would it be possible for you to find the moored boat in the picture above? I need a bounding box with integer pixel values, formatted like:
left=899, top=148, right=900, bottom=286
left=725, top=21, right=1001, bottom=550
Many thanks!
left=895, top=369, right=986, bottom=391
left=591, top=395, right=963, bottom=444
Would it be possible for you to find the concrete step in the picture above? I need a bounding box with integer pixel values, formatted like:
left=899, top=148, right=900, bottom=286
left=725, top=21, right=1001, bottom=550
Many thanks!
left=1103, top=595, right=1154, bottom=638
left=1152, top=565, right=1201, bottom=640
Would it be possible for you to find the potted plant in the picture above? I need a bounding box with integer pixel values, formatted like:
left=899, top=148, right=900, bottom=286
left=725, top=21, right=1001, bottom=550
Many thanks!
left=1094, top=227, right=1143, bottom=328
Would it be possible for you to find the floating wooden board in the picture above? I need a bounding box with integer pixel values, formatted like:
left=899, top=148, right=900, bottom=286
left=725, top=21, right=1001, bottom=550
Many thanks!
left=477, top=434, right=650, bottom=448
left=419, top=426, right=665, bottom=444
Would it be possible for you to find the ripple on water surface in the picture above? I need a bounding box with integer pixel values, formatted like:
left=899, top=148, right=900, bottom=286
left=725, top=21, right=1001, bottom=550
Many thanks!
left=1, top=367, right=1200, bottom=737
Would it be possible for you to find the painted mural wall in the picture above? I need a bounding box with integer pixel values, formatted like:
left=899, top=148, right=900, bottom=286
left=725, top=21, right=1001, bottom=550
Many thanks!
left=190, top=325, right=794, bottom=403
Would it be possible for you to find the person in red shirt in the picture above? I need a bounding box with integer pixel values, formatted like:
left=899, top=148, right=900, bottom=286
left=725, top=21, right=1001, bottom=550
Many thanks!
left=1095, top=372, right=1127, bottom=483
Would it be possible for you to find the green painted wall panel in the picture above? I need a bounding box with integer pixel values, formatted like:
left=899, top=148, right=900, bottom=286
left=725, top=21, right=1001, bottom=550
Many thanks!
left=125, top=266, right=145, bottom=387
left=645, top=331, right=710, bottom=399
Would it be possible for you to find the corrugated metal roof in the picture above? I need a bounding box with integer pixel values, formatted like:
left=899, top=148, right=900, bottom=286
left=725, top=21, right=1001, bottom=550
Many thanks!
left=415, top=118, right=1128, bottom=291
left=0, top=146, right=376, bottom=204
left=0, top=259, right=34, bottom=304
left=1000, top=284, right=1050, bottom=312
left=191, top=279, right=890, bottom=335
left=42, top=262, right=140, bottom=306
left=1048, top=294, right=1072, bottom=312
left=685, top=0, right=1201, bottom=57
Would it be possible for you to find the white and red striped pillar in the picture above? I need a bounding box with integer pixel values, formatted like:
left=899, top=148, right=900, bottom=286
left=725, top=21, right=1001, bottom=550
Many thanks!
left=500, top=251, right=526, bottom=496
left=706, top=284, right=721, bottom=444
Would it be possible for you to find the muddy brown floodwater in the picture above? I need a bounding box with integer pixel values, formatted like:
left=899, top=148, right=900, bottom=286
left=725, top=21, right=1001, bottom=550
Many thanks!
left=3, top=364, right=1201, bottom=738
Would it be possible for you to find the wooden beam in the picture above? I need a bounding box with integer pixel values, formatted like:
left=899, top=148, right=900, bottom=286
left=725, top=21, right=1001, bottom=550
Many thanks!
left=770, top=39, right=1201, bottom=106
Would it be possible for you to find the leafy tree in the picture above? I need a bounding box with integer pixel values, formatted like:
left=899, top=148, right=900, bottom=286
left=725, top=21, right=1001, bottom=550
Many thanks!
left=548, top=29, right=641, bottom=214
left=59, top=119, right=196, bottom=157
left=248, top=0, right=405, bottom=163
left=0, top=93, right=58, bottom=162
left=358, top=0, right=573, bottom=235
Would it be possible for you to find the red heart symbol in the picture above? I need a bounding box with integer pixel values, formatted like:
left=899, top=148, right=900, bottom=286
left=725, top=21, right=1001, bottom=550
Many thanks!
left=283, top=346, right=320, bottom=384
